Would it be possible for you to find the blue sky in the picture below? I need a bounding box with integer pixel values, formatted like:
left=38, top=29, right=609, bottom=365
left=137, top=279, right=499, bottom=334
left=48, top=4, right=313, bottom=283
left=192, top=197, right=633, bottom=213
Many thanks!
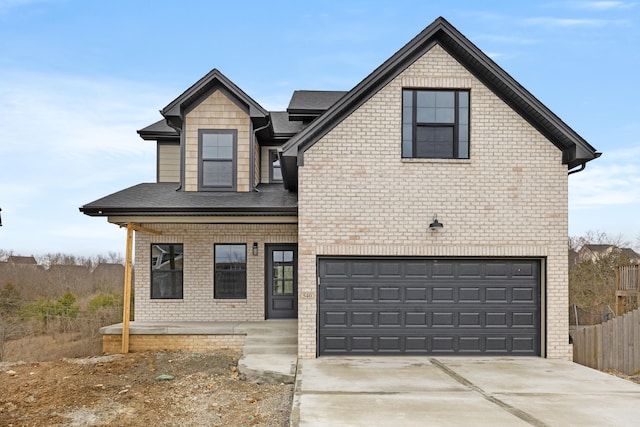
left=0, top=0, right=639, bottom=257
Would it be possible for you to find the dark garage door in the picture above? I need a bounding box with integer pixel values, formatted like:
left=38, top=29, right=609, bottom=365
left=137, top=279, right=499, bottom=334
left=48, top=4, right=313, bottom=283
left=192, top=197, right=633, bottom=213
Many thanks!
left=318, top=258, right=541, bottom=356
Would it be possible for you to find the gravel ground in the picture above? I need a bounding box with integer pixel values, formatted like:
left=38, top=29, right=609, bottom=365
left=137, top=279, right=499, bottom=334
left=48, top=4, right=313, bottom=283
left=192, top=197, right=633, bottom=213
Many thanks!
left=0, top=350, right=293, bottom=426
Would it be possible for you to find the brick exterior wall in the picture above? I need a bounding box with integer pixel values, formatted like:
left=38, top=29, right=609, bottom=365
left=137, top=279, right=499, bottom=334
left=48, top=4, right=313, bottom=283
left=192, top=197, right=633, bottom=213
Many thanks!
left=134, top=223, right=297, bottom=322
left=102, top=334, right=245, bottom=353
left=297, top=44, right=571, bottom=360
left=183, top=90, right=251, bottom=192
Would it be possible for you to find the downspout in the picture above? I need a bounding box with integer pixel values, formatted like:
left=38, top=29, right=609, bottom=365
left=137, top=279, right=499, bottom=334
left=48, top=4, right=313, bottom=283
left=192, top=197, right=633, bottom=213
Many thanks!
left=568, top=153, right=601, bottom=175
left=567, top=163, right=586, bottom=175
left=252, top=116, right=272, bottom=192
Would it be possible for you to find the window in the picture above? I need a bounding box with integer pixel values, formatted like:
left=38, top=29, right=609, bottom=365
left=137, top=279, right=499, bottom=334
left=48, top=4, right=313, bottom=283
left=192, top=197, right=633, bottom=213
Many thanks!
left=199, top=129, right=237, bottom=190
left=269, top=150, right=282, bottom=182
left=214, top=244, right=247, bottom=299
left=402, top=89, right=469, bottom=159
left=151, top=244, right=183, bottom=299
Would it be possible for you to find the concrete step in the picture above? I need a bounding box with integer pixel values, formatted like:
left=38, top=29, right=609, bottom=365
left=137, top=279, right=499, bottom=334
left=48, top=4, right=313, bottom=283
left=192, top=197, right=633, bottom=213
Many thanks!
left=238, top=354, right=297, bottom=384
left=244, top=335, right=297, bottom=345
left=243, top=344, right=298, bottom=355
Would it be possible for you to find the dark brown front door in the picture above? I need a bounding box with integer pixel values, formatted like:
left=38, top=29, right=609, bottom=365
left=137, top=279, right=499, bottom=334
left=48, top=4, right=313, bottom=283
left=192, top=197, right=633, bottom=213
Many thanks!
left=266, top=245, right=297, bottom=319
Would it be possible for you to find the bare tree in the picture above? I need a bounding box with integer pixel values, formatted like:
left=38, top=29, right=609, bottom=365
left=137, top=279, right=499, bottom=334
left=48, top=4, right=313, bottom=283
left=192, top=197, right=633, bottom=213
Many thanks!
left=569, top=231, right=635, bottom=324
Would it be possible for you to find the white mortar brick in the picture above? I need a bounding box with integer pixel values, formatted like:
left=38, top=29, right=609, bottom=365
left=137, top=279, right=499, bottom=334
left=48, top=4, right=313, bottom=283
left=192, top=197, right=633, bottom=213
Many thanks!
left=297, top=44, right=571, bottom=360
left=134, top=223, right=297, bottom=321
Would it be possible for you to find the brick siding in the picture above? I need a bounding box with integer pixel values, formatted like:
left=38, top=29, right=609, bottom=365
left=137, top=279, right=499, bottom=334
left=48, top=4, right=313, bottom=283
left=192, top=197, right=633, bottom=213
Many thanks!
left=297, top=44, right=571, bottom=360
left=134, top=223, right=297, bottom=322
left=102, top=334, right=245, bottom=353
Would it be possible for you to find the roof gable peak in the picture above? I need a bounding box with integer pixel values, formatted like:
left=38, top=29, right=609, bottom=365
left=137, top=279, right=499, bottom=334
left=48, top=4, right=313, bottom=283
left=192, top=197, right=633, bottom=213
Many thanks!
left=279, top=16, right=599, bottom=190
left=161, top=68, right=268, bottom=129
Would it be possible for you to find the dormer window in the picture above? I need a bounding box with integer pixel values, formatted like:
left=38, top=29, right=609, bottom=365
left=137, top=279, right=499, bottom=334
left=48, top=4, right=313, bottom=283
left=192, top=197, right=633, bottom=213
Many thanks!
left=199, top=129, right=237, bottom=191
left=402, top=89, right=469, bottom=159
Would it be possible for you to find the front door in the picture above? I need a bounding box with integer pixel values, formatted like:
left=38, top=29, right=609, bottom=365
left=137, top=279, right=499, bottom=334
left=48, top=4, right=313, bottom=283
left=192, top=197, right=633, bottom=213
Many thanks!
left=266, top=244, right=297, bottom=319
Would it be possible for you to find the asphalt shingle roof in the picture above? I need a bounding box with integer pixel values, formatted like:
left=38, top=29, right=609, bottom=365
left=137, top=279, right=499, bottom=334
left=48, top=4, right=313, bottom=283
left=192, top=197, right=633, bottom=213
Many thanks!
left=287, top=90, right=348, bottom=112
left=80, top=183, right=297, bottom=216
left=270, top=112, right=304, bottom=135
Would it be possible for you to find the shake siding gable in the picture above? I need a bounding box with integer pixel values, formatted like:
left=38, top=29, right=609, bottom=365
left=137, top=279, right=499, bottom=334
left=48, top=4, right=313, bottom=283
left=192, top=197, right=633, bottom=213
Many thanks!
left=297, top=44, right=570, bottom=359
left=183, top=90, right=251, bottom=192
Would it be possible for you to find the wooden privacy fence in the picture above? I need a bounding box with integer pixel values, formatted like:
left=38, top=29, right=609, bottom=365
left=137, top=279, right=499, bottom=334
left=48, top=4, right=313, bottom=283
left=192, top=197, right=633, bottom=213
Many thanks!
left=572, top=309, right=640, bottom=375
left=616, top=265, right=640, bottom=315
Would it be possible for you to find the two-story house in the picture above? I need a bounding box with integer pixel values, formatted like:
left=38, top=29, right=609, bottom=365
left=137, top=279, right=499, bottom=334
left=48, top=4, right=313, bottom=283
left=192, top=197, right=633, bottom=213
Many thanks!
left=81, top=17, right=599, bottom=359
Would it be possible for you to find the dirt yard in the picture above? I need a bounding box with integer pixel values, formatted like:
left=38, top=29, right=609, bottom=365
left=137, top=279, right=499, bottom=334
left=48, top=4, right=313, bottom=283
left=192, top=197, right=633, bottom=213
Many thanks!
left=0, top=350, right=293, bottom=426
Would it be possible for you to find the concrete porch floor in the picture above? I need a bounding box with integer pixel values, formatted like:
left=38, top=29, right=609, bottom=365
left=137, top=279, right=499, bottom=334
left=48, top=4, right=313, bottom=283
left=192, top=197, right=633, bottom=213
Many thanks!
left=100, top=320, right=298, bottom=383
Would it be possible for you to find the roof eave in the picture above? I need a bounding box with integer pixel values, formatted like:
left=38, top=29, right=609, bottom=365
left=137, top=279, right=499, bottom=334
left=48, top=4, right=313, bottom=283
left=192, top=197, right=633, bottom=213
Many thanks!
left=79, top=206, right=298, bottom=217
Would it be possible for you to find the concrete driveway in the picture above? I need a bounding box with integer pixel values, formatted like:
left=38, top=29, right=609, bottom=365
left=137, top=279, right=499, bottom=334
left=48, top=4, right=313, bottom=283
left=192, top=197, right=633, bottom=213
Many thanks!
left=291, top=357, right=640, bottom=426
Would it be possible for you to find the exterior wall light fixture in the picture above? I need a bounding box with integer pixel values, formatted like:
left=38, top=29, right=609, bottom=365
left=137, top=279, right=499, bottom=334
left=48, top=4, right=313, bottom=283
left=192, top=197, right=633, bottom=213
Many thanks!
left=429, top=215, right=443, bottom=231
left=252, top=242, right=259, bottom=256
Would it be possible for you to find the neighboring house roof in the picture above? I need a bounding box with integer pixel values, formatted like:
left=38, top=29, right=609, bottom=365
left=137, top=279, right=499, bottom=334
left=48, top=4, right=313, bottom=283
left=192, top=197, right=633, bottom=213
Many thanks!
left=137, top=119, right=178, bottom=140
left=280, top=16, right=599, bottom=190
left=80, top=183, right=297, bottom=217
left=621, top=248, right=640, bottom=260
left=287, top=90, right=348, bottom=121
left=8, top=255, right=37, bottom=265
left=161, top=68, right=269, bottom=130
left=578, top=244, right=640, bottom=262
left=580, top=244, right=612, bottom=253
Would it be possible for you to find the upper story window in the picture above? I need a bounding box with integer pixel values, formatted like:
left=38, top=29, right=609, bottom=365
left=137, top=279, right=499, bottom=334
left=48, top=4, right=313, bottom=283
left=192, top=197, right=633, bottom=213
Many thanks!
left=269, top=150, right=282, bottom=183
left=402, top=89, right=469, bottom=159
left=199, top=129, right=237, bottom=191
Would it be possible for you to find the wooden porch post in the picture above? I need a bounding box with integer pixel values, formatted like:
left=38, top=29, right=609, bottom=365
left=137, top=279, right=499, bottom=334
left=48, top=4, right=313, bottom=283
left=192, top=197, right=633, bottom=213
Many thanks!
left=117, top=223, right=162, bottom=354
left=122, top=223, right=134, bottom=353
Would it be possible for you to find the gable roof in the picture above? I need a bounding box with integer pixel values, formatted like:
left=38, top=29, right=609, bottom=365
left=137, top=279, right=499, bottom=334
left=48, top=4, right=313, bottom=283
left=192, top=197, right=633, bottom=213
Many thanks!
left=161, top=68, right=268, bottom=130
left=280, top=17, right=599, bottom=190
left=8, top=255, right=37, bottom=265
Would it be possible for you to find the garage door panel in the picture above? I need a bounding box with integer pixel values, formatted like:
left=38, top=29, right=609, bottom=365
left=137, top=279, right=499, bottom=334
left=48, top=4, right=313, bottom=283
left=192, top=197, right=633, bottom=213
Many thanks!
left=352, top=261, right=376, bottom=276
left=513, top=287, right=536, bottom=302
left=405, top=287, right=428, bottom=301
left=379, top=262, right=402, bottom=277
left=379, top=312, right=401, bottom=326
left=458, top=262, right=483, bottom=276
left=405, top=262, right=429, bottom=277
left=323, top=286, right=347, bottom=302
left=513, top=263, right=534, bottom=277
left=406, top=312, right=428, bottom=326
left=351, top=311, right=375, bottom=326
left=378, top=287, right=401, bottom=301
left=352, top=287, right=374, bottom=301
left=323, top=311, right=348, bottom=327
left=318, top=258, right=541, bottom=356
left=459, top=287, right=481, bottom=302
left=486, top=287, right=508, bottom=302
left=433, top=287, right=455, bottom=302
left=433, top=262, right=455, bottom=277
